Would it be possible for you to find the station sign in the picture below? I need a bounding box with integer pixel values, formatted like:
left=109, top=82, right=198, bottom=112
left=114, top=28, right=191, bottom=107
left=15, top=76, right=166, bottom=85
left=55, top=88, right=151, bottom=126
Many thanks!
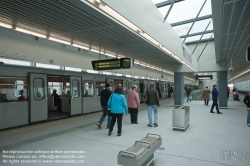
left=196, top=75, right=213, bottom=80
left=92, top=58, right=134, bottom=70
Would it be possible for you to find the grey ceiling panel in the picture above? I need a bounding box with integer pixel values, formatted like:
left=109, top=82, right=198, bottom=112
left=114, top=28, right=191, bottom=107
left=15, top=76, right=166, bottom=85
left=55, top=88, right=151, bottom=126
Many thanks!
left=226, top=33, right=235, bottom=49
left=221, top=35, right=228, bottom=52
left=237, top=0, right=250, bottom=32
left=232, top=31, right=244, bottom=47
left=229, top=0, right=245, bottom=33
left=222, top=3, right=233, bottom=35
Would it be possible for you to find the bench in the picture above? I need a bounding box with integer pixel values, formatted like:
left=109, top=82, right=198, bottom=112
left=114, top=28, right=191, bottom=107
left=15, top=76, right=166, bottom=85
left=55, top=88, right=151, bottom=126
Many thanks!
left=118, top=133, right=162, bottom=166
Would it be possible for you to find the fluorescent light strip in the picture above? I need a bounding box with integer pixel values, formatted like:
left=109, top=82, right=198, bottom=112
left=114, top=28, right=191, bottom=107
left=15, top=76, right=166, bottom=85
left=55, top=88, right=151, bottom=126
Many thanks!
left=49, top=37, right=71, bottom=45
left=72, top=43, right=89, bottom=50
left=16, top=27, right=46, bottom=38
left=0, top=22, right=12, bottom=29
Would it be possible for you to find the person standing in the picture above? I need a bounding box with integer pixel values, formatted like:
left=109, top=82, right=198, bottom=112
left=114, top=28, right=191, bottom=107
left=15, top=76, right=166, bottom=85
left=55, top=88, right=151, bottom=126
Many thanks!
left=108, top=86, right=128, bottom=136
left=145, top=82, right=160, bottom=127
left=128, top=85, right=140, bottom=124
left=210, top=85, right=222, bottom=114
left=243, top=93, right=250, bottom=127
left=97, top=83, right=112, bottom=129
left=227, top=87, right=230, bottom=100
left=186, top=86, right=192, bottom=102
left=169, top=86, right=174, bottom=98
left=203, top=87, right=211, bottom=105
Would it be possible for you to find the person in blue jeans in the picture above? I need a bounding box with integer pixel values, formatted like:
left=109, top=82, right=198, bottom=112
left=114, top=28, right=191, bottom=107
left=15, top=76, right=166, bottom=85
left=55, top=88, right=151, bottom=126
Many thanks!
left=97, top=83, right=112, bottom=129
left=243, top=93, right=250, bottom=127
left=145, top=82, right=160, bottom=127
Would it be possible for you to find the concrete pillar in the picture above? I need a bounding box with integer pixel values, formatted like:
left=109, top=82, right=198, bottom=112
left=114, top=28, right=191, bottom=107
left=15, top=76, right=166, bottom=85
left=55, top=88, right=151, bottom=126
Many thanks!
left=218, top=71, right=228, bottom=108
left=174, top=72, right=184, bottom=106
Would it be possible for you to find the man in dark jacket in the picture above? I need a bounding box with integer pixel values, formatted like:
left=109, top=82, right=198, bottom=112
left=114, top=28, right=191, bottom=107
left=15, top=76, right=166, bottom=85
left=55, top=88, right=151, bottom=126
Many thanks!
left=186, top=86, right=192, bottom=102
left=243, top=94, right=250, bottom=126
left=145, top=82, right=160, bottom=127
left=210, top=85, right=222, bottom=114
left=97, top=83, right=112, bottom=129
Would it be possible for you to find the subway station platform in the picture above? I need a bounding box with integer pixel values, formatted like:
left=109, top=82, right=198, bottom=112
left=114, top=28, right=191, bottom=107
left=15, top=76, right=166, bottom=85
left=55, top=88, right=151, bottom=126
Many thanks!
left=0, top=96, right=249, bottom=166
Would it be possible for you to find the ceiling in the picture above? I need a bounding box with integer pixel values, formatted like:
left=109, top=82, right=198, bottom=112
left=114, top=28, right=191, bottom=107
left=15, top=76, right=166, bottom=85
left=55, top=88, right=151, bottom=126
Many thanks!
left=0, top=0, right=183, bottom=74
left=212, top=0, right=250, bottom=80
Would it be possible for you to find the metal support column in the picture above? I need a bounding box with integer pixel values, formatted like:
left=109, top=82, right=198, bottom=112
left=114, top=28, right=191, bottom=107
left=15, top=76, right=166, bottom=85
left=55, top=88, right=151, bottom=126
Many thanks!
left=218, top=71, right=228, bottom=108
left=182, top=0, right=207, bottom=44
left=174, top=72, right=184, bottom=106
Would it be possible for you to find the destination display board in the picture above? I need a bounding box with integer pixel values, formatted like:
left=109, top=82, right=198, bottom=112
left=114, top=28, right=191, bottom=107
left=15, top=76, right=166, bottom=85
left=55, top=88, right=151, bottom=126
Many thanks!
left=92, top=58, right=134, bottom=70
left=196, top=75, right=213, bottom=80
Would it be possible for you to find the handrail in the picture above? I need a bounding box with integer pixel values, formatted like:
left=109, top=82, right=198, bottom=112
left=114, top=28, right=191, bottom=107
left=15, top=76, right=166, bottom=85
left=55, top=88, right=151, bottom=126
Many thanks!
left=119, top=151, right=137, bottom=158
left=134, top=141, right=150, bottom=148
left=146, top=133, right=161, bottom=139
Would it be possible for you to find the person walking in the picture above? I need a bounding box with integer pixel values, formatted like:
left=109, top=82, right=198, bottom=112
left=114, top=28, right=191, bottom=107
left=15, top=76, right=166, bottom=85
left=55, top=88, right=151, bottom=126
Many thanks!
left=145, top=82, right=160, bottom=127
left=186, top=85, right=192, bottom=102
left=210, top=85, right=222, bottom=114
left=108, top=86, right=128, bottom=136
left=128, top=85, right=140, bottom=124
left=97, top=83, right=112, bottom=129
left=203, top=86, right=211, bottom=105
left=243, top=93, right=250, bottom=127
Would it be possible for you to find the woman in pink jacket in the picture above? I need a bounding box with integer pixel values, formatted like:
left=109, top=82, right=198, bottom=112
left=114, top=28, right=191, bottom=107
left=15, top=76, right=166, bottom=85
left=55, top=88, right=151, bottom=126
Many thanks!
left=128, top=85, right=140, bottom=124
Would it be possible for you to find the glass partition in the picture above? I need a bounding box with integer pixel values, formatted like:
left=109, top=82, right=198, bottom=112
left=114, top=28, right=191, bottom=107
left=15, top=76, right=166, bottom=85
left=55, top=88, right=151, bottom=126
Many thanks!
left=82, top=81, right=94, bottom=97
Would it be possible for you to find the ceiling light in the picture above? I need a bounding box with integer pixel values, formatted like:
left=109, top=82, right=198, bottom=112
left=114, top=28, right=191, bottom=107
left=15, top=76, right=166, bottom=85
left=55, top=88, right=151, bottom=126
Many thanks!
left=90, top=49, right=100, bottom=53
left=72, top=43, right=89, bottom=50
left=105, top=53, right=116, bottom=58
left=16, top=27, right=46, bottom=38
left=0, top=22, right=12, bottom=29
left=49, top=37, right=71, bottom=45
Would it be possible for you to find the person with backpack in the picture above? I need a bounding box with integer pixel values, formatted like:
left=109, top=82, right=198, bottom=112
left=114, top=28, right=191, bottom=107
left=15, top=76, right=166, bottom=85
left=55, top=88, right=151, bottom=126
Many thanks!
left=243, top=93, right=250, bottom=127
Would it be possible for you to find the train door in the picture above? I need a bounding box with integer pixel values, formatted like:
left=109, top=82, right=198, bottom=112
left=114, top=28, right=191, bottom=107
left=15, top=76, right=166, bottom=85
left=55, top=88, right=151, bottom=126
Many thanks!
left=70, top=76, right=82, bottom=115
left=29, top=73, right=48, bottom=123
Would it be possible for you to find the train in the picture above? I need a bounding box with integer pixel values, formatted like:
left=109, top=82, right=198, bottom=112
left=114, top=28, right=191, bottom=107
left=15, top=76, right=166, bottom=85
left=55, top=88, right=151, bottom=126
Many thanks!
left=0, top=63, right=174, bottom=131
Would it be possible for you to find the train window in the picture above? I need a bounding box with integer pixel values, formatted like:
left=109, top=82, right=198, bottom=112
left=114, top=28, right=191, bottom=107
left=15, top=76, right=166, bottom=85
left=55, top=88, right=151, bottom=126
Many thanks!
left=0, top=77, right=29, bottom=102
left=82, top=82, right=94, bottom=97
left=96, top=82, right=106, bottom=96
left=128, top=82, right=133, bottom=91
left=72, top=80, right=79, bottom=98
left=48, top=82, right=63, bottom=95
left=33, top=78, right=45, bottom=100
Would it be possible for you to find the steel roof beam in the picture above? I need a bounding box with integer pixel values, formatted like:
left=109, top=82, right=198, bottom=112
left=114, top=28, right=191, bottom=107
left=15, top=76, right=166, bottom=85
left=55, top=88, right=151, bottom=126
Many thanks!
left=163, top=0, right=175, bottom=23
left=171, top=14, right=212, bottom=27
left=197, top=34, right=214, bottom=61
left=185, top=38, right=214, bottom=45
left=180, top=30, right=213, bottom=38
left=156, top=0, right=184, bottom=8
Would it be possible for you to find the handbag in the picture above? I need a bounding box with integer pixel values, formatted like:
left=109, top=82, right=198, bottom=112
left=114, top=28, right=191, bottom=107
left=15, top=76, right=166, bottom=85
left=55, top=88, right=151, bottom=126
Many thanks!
left=107, top=95, right=113, bottom=115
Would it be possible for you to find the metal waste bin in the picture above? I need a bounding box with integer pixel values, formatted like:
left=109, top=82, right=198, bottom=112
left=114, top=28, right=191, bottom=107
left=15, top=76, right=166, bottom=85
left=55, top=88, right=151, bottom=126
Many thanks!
left=172, top=106, right=190, bottom=131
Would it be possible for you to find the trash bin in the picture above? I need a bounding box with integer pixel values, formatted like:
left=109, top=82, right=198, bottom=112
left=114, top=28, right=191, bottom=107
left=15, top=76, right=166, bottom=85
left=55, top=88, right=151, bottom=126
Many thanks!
left=172, top=106, right=190, bottom=131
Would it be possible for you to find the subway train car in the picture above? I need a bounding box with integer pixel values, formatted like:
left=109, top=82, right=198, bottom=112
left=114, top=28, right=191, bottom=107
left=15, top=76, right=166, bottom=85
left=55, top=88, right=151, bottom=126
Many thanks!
left=0, top=63, right=169, bottom=131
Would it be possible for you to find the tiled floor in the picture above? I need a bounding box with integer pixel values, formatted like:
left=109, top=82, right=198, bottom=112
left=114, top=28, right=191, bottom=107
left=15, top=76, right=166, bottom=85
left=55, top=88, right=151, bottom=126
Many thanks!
left=0, top=96, right=249, bottom=166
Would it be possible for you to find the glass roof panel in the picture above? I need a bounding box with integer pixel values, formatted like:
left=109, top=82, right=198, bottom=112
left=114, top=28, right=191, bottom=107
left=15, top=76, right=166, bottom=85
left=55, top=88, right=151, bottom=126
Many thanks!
left=191, top=19, right=212, bottom=33
left=184, top=35, right=202, bottom=42
left=166, top=0, right=205, bottom=24
left=201, top=33, right=213, bottom=40
left=172, top=23, right=192, bottom=36
left=153, top=0, right=213, bottom=43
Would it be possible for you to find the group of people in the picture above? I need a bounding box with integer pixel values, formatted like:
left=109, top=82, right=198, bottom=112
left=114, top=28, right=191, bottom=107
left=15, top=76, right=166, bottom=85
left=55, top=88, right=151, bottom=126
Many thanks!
left=0, top=90, right=27, bottom=102
left=96, top=82, right=160, bottom=136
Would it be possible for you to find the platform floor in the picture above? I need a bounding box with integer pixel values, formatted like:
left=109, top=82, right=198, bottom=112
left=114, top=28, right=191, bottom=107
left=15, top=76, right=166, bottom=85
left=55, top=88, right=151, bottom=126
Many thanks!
left=0, top=95, right=249, bottom=166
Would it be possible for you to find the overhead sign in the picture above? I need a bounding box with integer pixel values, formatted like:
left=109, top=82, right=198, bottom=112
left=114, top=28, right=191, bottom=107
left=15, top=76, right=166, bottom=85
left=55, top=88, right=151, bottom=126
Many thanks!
left=196, top=75, right=213, bottom=80
left=182, top=47, right=192, bottom=63
left=92, top=58, right=134, bottom=70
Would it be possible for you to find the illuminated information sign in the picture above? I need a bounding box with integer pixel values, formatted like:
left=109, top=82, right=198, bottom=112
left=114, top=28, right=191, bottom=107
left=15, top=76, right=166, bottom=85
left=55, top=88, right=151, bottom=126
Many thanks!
left=92, top=58, right=134, bottom=70
left=196, top=75, right=213, bottom=80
